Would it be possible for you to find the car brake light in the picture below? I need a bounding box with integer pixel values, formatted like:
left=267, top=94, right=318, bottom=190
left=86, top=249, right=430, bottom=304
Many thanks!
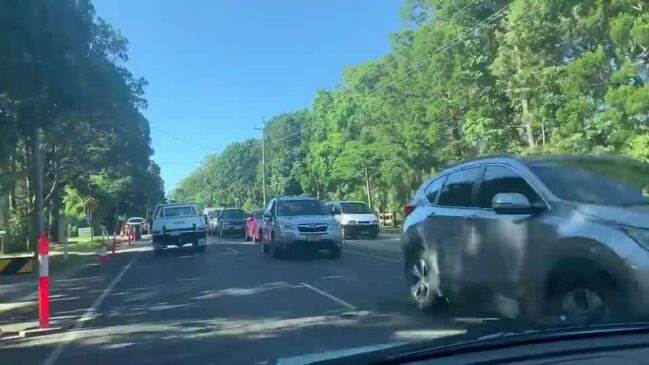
left=403, top=205, right=415, bottom=218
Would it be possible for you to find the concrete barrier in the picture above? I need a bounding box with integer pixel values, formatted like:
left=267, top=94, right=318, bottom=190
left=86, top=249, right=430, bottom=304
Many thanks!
left=0, top=255, right=34, bottom=275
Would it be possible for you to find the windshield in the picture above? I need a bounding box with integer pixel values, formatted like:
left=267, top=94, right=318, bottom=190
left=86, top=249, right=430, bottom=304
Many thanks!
left=529, top=159, right=649, bottom=206
left=7, top=1, right=649, bottom=364
left=221, top=209, right=246, bottom=220
left=340, top=202, right=373, bottom=214
left=277, top=200, right=326, bottom=216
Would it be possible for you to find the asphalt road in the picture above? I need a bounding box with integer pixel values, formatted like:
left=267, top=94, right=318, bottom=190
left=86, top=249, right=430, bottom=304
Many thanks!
left=1, top=233, right=481, bottom=364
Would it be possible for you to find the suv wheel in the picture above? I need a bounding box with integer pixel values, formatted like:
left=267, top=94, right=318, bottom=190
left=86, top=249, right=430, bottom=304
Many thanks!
left=405, top=248, right=442, bottom=311
left=328, top=247, right=341, bottom=259
left=341, top=226, right=352, bottom=240
left=546, top=270, right=621, bottom=319
left=270, top=245, right=285, bottom=259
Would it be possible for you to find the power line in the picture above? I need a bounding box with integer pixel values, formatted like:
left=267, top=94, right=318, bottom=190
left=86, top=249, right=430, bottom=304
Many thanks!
left=150, top=126, right=220, bottom=152
left=265, top=128, right=302, bottom=145
left=174, top=2, right=515, bottom=196
left=156, top=161, right=203, bottom=165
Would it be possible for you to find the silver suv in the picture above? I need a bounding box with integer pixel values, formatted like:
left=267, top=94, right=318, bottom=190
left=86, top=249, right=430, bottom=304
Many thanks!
left=261, top=197, right=343, bottom=258
left=402, top=155, right=649, bottom=320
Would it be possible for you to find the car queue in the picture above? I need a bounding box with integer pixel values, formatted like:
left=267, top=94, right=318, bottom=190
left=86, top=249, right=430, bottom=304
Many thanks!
left=149, top=154, right=649, bottom=323
left=202, top=199, right=381, bottom=256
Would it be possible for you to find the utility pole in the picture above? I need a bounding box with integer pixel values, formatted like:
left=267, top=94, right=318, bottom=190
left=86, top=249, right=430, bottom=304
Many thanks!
left=364, top=165, right=373, bottom=210
left=255, top=119, right=267, bottom=206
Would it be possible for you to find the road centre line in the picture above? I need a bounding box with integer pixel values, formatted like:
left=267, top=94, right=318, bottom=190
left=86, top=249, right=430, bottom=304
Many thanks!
left=42, top=249, right=143, bottom=365
left=300, top=282, right=356, bottom=311
left=345, top=249, right=401, bottom=263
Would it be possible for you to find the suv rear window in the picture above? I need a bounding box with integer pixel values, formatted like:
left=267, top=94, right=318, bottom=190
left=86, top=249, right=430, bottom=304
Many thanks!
left=424, top=176, right=447, bottom=205
left=163, top=206, right=197, bottom=218
left=437, top=167, right=482, bottom=207
left=221, top=209, right=246, bottom=219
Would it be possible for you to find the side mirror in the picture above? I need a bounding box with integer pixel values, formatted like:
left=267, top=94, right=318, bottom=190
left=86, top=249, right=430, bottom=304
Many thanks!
left=264, top=212, right=273, bottom=221
left=492, top=193, right=533, bottom=215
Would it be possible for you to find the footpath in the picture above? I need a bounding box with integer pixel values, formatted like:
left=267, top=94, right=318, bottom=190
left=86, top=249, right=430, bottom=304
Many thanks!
left=0, top=238, right=149, bottom=339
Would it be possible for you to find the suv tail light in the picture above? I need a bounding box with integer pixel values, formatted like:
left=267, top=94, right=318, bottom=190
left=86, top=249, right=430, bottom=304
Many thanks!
left=403, top=205, right=415, bottom=218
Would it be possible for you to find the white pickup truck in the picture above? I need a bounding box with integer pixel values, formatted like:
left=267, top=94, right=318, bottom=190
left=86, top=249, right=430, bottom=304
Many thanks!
left=151, top=203, right=207, bottom=255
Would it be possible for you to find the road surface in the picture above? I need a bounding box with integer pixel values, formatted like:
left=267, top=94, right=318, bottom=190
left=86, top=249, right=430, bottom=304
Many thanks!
left=1, top=233, right=482, bottom=364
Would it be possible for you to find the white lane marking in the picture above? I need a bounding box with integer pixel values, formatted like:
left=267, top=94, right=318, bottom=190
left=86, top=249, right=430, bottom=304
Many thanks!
left=345, top=249, right=401, bottom=263
left=42, top=250, right=143, bottom=365
left=301, top=282, right=356, bottom=311
left=321, top=275, right=345, bottom=280
left=225, top=240, right=254, bottom=245
left=225, top=247, right=238, bottom=254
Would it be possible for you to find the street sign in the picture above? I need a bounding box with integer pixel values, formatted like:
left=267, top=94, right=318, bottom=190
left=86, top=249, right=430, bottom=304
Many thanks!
left=78, top=227, right=92, bottom=238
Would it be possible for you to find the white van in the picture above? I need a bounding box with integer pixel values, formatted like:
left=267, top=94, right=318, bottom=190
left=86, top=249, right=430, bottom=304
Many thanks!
left=324, top=201, right=379, bottom=239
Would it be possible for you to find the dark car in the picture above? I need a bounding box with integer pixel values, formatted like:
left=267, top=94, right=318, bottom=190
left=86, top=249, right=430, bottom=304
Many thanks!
left=216, top=208, right=247, bottom=238
left=246, top=209, right=264, bottom=242
left=402, top=155, right=649, bottom=320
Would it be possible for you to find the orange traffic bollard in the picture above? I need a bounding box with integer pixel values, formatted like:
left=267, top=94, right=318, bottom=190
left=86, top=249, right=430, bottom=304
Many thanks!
left=37, top=232, right=49, bottom=329
left=98, top=241, right=109, bottom=263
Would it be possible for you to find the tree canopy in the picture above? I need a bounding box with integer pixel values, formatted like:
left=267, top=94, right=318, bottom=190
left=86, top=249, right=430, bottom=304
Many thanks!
left=173, top=0, right=649, bottom=213
left=0, top=0, right=164, bottom=251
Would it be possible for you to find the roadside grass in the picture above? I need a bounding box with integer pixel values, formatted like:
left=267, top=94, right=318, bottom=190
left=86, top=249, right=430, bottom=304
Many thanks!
left=0, top=252, right=34, bottom=259
left=51, top=236, right=125, bottom=253
left=49, top=252, right=95, bottom=273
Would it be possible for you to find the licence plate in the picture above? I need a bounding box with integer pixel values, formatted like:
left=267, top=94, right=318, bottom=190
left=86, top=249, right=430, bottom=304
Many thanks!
left=305, top=235, right=321, bottom=242
left=361, top=230, right=370, bottom=235
left=169, top=231, right=181, bottom=236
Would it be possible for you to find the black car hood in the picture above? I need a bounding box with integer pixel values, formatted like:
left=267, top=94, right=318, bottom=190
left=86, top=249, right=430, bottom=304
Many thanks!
left=263, top=321, right=649, bottom=365
left=262, top=342, right=405, bottom=365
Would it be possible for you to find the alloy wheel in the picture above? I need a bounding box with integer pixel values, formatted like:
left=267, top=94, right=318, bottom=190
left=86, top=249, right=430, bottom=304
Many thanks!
left=410, top=258, right=430, bottom=303
left=560, top=288, right=608, bottom=315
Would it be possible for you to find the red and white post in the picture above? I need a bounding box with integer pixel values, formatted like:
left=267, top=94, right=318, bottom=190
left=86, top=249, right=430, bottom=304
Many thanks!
left=37, top=232, right=50, bottom=329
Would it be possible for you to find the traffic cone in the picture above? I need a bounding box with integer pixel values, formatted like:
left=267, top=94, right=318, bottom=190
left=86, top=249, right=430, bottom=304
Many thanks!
left=98, top=241, right=109, bottom=263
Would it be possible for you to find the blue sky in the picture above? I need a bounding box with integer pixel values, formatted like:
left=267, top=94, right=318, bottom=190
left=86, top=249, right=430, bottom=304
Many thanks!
left=92, top=0, right=403, bottom=192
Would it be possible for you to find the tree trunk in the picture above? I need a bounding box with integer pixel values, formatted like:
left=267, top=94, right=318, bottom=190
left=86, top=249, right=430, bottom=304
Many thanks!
left=521, top=97, right=535, bottom=148
left=31, top=128, right=45, bottom=253
left=364, top=166, right=373, bottom=210
left=49, top=192, right=62, bottom=243
left=25, top=139, right=32, bottom=216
